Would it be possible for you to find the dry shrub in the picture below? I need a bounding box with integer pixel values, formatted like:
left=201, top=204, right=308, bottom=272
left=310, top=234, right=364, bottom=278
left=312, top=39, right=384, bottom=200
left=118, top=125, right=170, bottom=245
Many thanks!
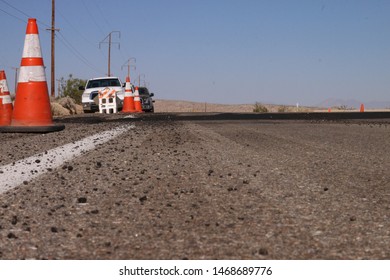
left=253, top=102, right=268, bottom=113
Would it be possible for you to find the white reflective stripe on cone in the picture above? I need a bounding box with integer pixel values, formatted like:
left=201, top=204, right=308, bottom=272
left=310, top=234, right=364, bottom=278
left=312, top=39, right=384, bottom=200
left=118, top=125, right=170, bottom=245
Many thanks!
left=125, top=83, right=132, bottom=91
left=0, top=79, right=9, bottom=92
left=22, top=34, right=42, bottom=58
left=18, top=66, right=46, bottom=83
left=0, top=95, right=12, bottom=104
left=124, top=91, right=133, bottom=97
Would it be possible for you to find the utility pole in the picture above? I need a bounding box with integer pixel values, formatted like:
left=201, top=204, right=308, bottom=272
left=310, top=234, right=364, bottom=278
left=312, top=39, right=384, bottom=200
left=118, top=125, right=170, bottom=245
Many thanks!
left=56, top=79, right=62, bottom=97
left=47, top=0, right=59, bottom=98
left=99, top=31, right=120, bottom=77
left=121, top=57, right=136, bottom=81
left=137, top=73, right=145, bottom=87
left=11, top=67, right=19, bottom=94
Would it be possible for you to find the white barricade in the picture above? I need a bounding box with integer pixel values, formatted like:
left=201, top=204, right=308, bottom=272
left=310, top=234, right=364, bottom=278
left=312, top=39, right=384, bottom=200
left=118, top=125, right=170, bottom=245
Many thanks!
left=98, top=87, right=117, bottom=114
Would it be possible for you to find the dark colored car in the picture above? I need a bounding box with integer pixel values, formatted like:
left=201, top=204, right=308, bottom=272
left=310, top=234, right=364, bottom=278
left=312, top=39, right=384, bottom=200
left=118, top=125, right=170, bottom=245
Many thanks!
left=138, top=87, right=155, bottom=112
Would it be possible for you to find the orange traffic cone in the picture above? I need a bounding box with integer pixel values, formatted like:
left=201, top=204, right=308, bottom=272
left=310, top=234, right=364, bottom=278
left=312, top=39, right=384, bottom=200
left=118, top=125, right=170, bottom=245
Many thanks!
left=328, top=108, right=331, bottom=113
left=0, top=18, right=64, bottom=133
left=360, top=104, right=365, bottom=112
left=121, top=76, right=136, bottom=113
left=133, top=86, right=144, bottom=113
left=0, top=70, right=13, bottom=126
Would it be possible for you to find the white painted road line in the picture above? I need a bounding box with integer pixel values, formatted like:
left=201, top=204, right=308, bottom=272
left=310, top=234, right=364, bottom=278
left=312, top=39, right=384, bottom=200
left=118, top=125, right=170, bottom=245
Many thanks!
left=0, top=125, right=135, bottom=195
left=123, top=115, right=138, bottom=118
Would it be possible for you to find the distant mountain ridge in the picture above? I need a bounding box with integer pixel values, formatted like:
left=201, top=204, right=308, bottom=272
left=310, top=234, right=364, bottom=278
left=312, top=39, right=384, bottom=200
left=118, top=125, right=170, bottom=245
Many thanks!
left=316, top=98, right=390, bottom=109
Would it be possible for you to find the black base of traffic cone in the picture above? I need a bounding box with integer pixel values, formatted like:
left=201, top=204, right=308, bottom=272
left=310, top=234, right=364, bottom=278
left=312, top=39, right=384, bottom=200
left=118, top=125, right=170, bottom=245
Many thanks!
left=0, top=124, right=65, bottom=133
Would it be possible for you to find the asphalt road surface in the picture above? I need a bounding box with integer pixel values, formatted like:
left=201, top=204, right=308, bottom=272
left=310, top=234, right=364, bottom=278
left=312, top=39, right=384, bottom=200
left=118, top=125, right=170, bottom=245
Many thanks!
left=0, top=113, right=389, bottom=259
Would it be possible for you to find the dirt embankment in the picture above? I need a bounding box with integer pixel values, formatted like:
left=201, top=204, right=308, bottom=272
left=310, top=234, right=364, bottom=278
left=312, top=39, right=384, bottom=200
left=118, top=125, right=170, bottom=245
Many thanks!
left=154, top=100, right=320, bottom=113
left=51, top=97, right=83, bottom=116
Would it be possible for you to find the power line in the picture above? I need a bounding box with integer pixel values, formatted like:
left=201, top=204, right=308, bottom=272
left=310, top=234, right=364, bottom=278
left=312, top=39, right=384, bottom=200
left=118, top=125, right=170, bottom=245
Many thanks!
left=0, top=7, right=26, bottom=23
left=0, top=0, right=30, bottom=18
left=56, top=7, right=95, bottom=48
left=57, top=31, right=103, bottom=74
left=79, top=0, right=127, bottom=64
left=95, top=2, right=113, bottom=31
left=80, top=0, right=106, bottom=37
left=0, top=0, right=51, bottom=28
left=55, top=6, right=108, bottom=63
left=57, top=31, right=103, bottom=75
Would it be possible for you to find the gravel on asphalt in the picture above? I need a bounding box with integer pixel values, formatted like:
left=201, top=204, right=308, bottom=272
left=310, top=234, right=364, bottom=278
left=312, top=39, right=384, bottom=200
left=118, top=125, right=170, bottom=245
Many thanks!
left=0, top=114, right=389, bottom=259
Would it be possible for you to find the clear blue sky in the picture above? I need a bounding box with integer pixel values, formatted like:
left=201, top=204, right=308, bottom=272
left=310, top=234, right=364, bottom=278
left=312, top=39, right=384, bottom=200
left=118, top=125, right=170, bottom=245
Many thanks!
left=1, top=0, right=389, bottom=106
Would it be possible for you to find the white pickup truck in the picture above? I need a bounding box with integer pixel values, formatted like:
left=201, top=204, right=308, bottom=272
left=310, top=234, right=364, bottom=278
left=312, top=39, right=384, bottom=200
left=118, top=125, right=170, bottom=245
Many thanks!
left=80, top=77, right=125, bottom=113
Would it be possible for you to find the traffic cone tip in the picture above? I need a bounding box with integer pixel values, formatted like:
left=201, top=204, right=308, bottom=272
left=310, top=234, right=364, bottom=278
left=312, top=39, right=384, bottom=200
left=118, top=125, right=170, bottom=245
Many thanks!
left=26, top=18, right=39, bottom=35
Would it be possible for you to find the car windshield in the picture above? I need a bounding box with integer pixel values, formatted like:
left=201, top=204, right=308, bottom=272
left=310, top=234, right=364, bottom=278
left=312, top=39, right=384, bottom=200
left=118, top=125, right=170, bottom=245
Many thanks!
left=138, top=87, right=150, bottom=97
left=86, top=78, right=121, bottom=89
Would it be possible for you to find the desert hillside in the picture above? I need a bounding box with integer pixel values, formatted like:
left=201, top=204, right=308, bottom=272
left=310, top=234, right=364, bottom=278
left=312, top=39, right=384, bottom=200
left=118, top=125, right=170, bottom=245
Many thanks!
left=154, top=99, right=319, bottom=113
